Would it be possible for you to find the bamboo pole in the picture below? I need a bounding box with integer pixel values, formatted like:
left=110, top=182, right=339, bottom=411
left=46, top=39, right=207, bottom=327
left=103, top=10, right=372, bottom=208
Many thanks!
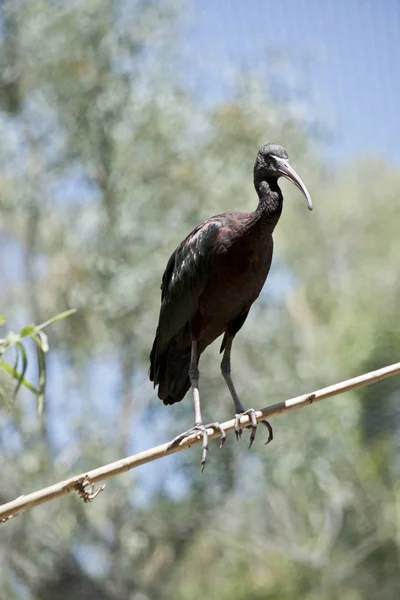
left=1, top=361, right=400, bottom=523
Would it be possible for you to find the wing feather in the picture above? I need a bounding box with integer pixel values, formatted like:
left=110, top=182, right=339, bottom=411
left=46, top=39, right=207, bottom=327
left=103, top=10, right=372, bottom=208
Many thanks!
left=158, top=218, right=221, bottom=347
left=150, top=218, right=221, bottom=383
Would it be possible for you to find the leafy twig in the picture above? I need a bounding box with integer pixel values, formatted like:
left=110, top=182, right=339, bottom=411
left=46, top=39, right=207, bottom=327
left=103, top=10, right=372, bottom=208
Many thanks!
left=0, top=309, right=76, bottom=411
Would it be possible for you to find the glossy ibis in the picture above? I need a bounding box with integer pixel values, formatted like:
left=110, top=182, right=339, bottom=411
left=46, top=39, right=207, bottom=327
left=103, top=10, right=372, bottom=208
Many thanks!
left=150, top=143, right=312, bottom=470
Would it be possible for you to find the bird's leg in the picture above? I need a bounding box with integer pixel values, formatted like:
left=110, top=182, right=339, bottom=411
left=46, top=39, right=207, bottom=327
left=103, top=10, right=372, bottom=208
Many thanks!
left=168, top=341, right=226, bottom=472
left=220, top=335, right=273, bottom=448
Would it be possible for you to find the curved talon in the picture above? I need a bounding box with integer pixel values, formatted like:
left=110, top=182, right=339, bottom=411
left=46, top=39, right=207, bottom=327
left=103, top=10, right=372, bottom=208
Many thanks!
left=167, top=421, right=226, bottom=472
left=205, top=422, right=226, bottom=449
left=168, top=424, right=207, bottom=449
left=199, top=426, right=208, bottom=472
left=234, top=414, right=243, bottom=441
left=262, top=419, right=273, bottom=444
left=247, top=409, right=258, bottom=449
left=234, top=409, right=274, bottom=448
left=167, top=424, right=209, bottom=471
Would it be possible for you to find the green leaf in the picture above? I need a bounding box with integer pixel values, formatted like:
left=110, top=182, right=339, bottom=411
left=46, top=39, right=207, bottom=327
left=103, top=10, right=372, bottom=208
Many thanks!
left=0, top=317, right=6, bottom=326
left=12, top=341, right=29, bottom=400
left=19, top=325, right=39, bottom=338
left=0, top=361, right=39, bottom=395
left=32, top=335, right=47, bottom=415
left=0, top=309, right=76, bottom=406
left=36, top=309, right=77, bottom=332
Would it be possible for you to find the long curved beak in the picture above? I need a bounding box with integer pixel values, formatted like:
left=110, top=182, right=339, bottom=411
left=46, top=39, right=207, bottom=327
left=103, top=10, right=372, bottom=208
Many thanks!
left=275, top=158, right=313, bottom=211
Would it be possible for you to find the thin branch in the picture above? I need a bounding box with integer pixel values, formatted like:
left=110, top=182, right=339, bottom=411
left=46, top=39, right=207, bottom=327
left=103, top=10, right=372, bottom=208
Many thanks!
left=1, top=361, right=400, bottom=523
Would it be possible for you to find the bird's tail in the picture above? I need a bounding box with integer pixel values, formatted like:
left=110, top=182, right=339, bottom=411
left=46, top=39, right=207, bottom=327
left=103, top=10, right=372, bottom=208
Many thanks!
left=149, top=338, right=192, bottom=405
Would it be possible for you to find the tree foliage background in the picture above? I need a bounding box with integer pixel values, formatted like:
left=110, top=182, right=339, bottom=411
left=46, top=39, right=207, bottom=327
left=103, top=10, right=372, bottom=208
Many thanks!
left=0, top=1, right=399, bottom=599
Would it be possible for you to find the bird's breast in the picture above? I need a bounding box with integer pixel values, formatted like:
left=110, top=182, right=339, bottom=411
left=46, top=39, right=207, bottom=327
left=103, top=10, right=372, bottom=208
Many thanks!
left=198, top=235, right=273, bottom=326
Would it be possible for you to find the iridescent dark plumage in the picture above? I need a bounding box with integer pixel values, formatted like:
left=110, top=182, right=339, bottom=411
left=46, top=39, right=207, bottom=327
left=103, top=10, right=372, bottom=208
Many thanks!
left=150, top=143, right=312, bottom=469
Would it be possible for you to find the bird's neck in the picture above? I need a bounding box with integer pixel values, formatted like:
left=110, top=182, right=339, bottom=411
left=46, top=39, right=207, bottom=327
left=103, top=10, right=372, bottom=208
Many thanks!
left=252, top=177, right=283, bottom=233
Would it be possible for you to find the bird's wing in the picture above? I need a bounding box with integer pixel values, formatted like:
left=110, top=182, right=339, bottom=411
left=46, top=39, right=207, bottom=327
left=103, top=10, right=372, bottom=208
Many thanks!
left=156, top=217, right=222, bottom=350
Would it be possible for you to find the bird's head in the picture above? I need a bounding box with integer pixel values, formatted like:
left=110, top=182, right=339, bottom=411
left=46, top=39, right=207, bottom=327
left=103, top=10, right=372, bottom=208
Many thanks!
left=254, top=143, right=313, bottom=210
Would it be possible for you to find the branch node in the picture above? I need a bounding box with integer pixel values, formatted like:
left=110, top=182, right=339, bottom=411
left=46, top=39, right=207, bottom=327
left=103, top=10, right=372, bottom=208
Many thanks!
left=1, top=513, right=16, bottom=523
left=74, top=476, right=106, bottom=503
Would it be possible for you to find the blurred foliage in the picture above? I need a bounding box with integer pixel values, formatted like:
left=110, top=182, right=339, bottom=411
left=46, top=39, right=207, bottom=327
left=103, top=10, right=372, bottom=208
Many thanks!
left=0, top=1, right=399, bottom=599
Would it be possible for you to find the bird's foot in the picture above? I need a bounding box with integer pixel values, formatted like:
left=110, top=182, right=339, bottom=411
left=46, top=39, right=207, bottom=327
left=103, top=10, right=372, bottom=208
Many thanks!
left=234, top=409, right=273, bottom=449
left=167, top=422, right=226, bottom=472
left=206, top=422, right=227, bottom=449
